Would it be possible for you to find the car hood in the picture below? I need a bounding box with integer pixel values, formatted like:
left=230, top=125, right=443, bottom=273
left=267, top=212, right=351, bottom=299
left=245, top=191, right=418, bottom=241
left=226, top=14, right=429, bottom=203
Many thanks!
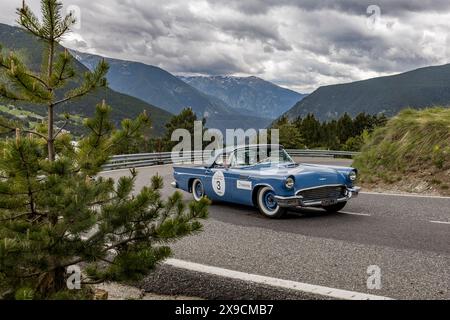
left=242, top=163, right=351, bottom=187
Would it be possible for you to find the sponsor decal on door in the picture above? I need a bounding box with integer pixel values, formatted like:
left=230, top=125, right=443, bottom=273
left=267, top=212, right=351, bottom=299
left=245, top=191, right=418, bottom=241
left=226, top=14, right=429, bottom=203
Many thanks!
left=237, top=180, right=252, bottom=190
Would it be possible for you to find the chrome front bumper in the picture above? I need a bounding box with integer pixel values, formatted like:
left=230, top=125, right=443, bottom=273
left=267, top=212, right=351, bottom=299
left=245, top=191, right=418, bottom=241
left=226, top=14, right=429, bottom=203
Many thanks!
left=171, top=181, right=178, bottom=188
left=274, top=187, right=361, bottom=208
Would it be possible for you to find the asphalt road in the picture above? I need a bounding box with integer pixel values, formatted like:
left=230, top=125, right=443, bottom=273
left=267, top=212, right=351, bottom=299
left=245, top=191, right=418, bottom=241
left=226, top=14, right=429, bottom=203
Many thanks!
left=100, top=157, right=450, bottom=300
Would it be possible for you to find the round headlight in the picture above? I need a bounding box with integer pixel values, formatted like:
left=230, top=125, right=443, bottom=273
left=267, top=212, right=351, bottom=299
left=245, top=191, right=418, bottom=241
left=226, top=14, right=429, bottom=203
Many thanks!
left=285, top=177, right=295, bottom=189
left=349, top=171, right=357, bottom=181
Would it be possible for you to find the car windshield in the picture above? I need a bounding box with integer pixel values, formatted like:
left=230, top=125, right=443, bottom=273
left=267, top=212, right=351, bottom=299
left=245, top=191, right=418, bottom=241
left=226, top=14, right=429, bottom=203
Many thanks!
left=231, top=147, right=294, bottom=167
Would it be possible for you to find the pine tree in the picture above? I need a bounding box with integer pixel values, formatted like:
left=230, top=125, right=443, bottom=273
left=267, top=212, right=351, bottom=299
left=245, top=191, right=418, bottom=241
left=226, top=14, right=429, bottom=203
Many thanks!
left=336, top=113, right=354, bottom=145
left=162, top=108, right=206, bottom=151
left=0, top=0, right=111, bottom=160
left=271, top=116, right=304, bottom=149
left=353, top=113, right=371, bottom=136
left=320, top=120, right=340, bottom=150
left=0, top=0, right=209, bottom=299
left=298, top=114, right=321, bottom=148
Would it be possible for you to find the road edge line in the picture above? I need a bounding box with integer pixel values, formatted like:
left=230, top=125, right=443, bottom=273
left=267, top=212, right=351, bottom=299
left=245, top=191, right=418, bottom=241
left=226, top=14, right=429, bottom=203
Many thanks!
left=361, top=191, right=450, bottom=199
left=430, top=220, right=450, bottom=225
left=341, top=211, right=371, bottom=217
left=164, top=258, right=393, bottom=300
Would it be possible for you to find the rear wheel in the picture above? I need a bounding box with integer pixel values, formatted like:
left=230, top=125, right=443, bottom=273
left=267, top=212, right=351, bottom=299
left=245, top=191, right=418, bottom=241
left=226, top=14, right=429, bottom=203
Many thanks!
left=323, top=202, right=347, bottom=213
left=257, top=186, right=287, bottom=219
left=192, top=179, right=204, bottom=202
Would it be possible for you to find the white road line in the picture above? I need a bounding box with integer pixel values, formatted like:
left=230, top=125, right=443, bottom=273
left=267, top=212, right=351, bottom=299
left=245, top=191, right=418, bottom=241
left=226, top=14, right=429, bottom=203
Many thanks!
left=302, top=208, right=371, bottom=217
left=430, top=220, right=450, bottom=225
left=361, top=191, right=450, bottom=200
left=165, top=258, right=393, bottom=300
left=341, top=211, right=371, bottom=217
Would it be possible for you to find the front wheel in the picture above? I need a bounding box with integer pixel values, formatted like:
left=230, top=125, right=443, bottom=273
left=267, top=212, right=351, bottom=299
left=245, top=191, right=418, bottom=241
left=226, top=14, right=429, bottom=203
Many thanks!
left=257, top=187, right=287, bottom=219
left=323, top=202, right=347, bottom=213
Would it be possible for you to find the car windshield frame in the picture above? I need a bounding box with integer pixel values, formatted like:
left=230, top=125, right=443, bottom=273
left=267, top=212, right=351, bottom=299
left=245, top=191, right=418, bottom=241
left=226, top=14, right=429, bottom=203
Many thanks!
left=229, top=146, right=295, bottom=168
left=210, top=152, right=232, bottom=169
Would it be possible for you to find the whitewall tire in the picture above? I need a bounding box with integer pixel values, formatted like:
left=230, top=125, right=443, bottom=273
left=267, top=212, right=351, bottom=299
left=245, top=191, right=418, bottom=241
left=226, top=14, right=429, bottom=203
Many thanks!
left=257, top=186, right=287, bottom=219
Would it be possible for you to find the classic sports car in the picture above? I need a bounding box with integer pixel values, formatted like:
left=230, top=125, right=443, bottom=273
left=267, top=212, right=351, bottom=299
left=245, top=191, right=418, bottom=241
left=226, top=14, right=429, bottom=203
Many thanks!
left=171, top=144, right=361, bottom=218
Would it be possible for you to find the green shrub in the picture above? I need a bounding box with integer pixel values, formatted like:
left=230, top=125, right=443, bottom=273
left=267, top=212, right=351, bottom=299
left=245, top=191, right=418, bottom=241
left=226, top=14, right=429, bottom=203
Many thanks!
left=354, top=107, right=450, bottom=183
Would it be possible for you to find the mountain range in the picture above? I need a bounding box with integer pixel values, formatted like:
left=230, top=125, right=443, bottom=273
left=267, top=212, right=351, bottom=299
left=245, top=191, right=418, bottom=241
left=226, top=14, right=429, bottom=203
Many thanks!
left=71, top=51, right=303, bottom=131
left=0, top=23, right=171, bottom=135
left=1, top=22, right=297, bottom=136
left=4, top=21, right=450, bottom=137
left=71, top=50, right=232, bottom=117
left=284, top=64, right=450, bottom=121
left=178, top=75, right=306, bottom=119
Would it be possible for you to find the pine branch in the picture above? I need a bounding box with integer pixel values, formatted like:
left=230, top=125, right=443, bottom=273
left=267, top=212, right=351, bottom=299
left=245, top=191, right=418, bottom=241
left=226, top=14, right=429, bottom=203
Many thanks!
left=18, top=257, right=85, bottom=279
left=52, top=91, right=82, bottom=106
left=0, top=212, right=30, bottom=221
left=74, top=101, right=114, bottom=171
left=0, top=84, right=29, bottom=102
left=55, top=12, right=76, bottom=39
left=24, top=72, right=50, bottom=90
left=17, top=143, right=38, bottom=216
left=0, top=121, right=15, bottom=135
left=14, top=73, right=49, bottom=102
left=53, top=118, right=70, bottom=139
left=0, top=51, right=51, bottom=90
left=81, top=279, right=105, bottom=285
left=50, top=50, right=75, bottom=88
left=0, top=119, right=19, bottom=132
left=90, top=104, right=106, bottom=147
left=54, top=60, right=109, bottom=106
left=22, top=130, right=47, bottom=140
left=41, top=0, right=58, bottom=40
left=103, top=235, right=149, bottom=252
left=0, top=53, right=51, bottom=102
left=102, top=111, right=150, bottom=156
left=0, top=211, right=47, bottom=222
left=16, top=3, right=43, bottom=38
left=0, top=121, right=47, bottom=140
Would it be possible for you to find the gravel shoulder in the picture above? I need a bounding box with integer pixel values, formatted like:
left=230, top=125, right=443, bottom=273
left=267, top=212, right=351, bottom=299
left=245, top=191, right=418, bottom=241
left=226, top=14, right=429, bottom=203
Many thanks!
left=95, top=282, right=202, bottom=300
left=138, top=264, right=329, bottom=300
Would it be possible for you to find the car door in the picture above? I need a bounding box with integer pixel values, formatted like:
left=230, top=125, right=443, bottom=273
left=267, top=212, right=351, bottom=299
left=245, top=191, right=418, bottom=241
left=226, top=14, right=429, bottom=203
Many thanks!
left=223, top=149, right=255, bottom=206
left=203, top=153, right=228, bottom=201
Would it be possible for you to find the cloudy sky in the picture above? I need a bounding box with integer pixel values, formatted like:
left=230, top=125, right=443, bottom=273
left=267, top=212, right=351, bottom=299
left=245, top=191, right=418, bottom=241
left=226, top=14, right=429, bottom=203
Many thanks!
left=1, top=0, right=450, bottom=93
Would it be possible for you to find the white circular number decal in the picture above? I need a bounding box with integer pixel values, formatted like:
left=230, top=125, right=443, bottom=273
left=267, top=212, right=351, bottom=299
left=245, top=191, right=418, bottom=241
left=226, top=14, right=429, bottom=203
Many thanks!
left=212, top=171, right=225, bottom=196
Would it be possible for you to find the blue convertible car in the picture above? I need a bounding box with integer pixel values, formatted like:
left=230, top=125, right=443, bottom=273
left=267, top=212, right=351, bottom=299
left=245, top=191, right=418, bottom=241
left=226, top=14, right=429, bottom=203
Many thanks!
left=172, top=145, right=360, bottom=218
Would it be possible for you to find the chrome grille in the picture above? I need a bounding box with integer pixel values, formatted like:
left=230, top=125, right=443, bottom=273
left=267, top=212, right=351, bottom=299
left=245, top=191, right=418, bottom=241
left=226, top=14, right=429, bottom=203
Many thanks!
left=298, top=186, right=346, bottom=202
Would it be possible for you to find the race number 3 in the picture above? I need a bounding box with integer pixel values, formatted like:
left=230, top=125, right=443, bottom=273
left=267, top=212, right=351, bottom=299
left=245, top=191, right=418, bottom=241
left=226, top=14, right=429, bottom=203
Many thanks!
left=212, top=171, right=226, bottom=196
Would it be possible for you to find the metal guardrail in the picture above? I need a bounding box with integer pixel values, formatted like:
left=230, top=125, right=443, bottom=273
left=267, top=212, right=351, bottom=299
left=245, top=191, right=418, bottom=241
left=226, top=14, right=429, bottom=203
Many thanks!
left=286, top=149, right=360, bottom=157
left=103, top=149, right=360, bottom=171
left=102, top=151, right=206, bottom=171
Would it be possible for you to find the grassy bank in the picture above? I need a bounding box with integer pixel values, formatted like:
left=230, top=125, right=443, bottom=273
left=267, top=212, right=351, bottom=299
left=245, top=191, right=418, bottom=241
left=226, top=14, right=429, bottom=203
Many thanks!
left=353, top=107, right=450, bottom=195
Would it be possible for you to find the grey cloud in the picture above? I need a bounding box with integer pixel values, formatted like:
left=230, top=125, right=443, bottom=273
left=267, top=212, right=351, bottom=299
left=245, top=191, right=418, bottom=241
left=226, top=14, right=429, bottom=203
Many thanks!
left=1, top=0, right=449, bottom=92
left=217, top=18, right=291, bottom=51
left=208, top=0, right=450, bottom=16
